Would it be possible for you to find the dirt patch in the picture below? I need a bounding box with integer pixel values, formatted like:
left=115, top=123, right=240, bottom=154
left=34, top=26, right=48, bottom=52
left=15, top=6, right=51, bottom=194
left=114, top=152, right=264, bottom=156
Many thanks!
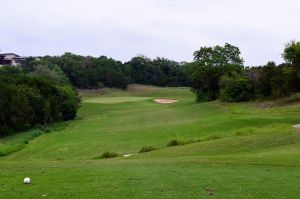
left=154, top=98, right=178, bottom=104
left=293, top=124, right=300, bottom=128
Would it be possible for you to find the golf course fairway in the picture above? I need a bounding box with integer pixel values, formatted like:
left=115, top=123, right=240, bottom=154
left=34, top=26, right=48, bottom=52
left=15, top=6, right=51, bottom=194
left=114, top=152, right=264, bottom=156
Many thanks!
left=1, top=84, right=300, bottom=199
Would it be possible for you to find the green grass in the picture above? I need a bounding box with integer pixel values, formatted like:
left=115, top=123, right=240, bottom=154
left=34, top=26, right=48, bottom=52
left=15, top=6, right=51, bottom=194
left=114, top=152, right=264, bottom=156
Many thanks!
left=1, top=84, right=300, bottom=198
left=0, top=128, right=46, bottom=156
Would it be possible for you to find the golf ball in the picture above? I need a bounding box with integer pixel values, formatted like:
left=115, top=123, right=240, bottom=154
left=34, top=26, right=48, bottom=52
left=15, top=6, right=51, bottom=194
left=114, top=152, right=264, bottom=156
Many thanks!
left=24, top=177, right=31, bottom=184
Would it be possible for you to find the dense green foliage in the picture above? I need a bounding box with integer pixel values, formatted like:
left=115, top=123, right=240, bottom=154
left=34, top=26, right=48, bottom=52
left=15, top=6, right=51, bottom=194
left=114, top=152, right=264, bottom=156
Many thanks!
left=219, top=73, right=253, bottom=102
left=0, top=65, right=22, bottom=74
left=189, top=41, right=300, bottom=102
left=23, top=53, right=130, bottom=89
left=0, top=74, right=80, bottom=136
left=247, top=62, right=300, bottom=98
left=193, top=43, right=244, bottom=66
left=18, top=40, right=300, bottom=103
left=124, top=56, right=189, bottom=87
left=23, top=54, right=189, bottom=89
left=283, top=40, right=300, bottom=66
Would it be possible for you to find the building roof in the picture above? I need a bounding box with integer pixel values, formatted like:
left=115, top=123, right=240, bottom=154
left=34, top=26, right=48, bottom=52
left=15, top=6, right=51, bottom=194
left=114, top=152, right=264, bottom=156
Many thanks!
left=0, top=53, right=20, bottom=57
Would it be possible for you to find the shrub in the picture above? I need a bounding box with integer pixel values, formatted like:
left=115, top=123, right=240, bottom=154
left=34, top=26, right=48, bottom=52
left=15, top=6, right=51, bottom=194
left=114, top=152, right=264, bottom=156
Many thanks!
left=23, top=140, right=30, bottom=144
left=0, top=65, right=22, bottom=74
left=99, top=151, right=119, bottom=159
left=30, top=129, right=43, bottom=138
left=167, top=139, right=185, bottom=147
left=139, top=146, right=157, bottom=153
left=43, top=127, right=51, bottom=133
left=0, top=74, right=81, bottom=137
left=41, top=125, right=51, bottom=133
left=219, top=74, right=253, bottom=102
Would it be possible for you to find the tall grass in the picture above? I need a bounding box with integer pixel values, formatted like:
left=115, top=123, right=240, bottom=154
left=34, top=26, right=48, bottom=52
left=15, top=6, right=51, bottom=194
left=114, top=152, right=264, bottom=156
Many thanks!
left=235, top=124, right=293, bottom=136
left=0, top=128, right=46, bottom=157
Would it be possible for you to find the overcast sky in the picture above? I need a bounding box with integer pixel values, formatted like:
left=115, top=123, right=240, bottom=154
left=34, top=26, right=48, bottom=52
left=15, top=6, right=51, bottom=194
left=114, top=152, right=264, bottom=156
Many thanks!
left=1, top=0, right=299, bottom=65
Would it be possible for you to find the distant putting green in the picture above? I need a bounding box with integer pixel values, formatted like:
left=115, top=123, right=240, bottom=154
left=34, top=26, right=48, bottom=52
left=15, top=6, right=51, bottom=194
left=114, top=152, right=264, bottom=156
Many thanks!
left=84, top=96, right=152, bottom=104
left=1, top=84, right=300, bottom=199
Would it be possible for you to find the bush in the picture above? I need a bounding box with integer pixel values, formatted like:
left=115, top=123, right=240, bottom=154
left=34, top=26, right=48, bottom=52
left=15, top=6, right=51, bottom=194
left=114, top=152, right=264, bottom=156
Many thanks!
left=167, top=139, right=185, bottom=147
left=191, top=65, right=220, bottom=102
left=43, top=127, right=51, bottom=133
left=98, top=151, right=119, bottom=159
left=0, top=65, right=22, bottom=74
left=0, top=74, right=80, bottom=136
left=23, top=140, right=29, bottom=144
left=30, top=129, right=43, bottom=138
left=139, top=146, right=157, bottom=153
left=219, top=74, right=253, bottom=102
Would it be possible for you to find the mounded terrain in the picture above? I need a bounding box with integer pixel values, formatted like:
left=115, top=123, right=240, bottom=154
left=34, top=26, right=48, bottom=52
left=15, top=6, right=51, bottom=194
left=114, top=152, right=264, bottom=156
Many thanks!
left=1, top=84, right=300, bottom=198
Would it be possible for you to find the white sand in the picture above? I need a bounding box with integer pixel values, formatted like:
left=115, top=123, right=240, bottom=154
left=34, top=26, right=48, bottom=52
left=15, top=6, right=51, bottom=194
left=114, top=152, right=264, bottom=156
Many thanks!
left=123, top=154, right=133, bottom=157
left=153, top=98, right=178, bottom=104
left=293, top=124, right=300, bottom=128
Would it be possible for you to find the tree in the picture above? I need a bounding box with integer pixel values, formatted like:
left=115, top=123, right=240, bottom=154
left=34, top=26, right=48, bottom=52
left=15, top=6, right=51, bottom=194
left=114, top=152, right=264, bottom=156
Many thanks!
left=190, top=43, right=245, bottom=102
left=193, top=43, right=244, bottom=67
left=0, top=74, right=81, bottom=136
left=190, top=65, right=220, bottom=101
left=219, top=73, right=253, bottom=102
left=270, top=63, right=300, bottom=97
left=125, top=56, right=188, bottom=87
left=246, top=62, right=276, bottom=98
left=282, top=40, right=300, bottom=67
left=29, top=65, right=69, bottom=84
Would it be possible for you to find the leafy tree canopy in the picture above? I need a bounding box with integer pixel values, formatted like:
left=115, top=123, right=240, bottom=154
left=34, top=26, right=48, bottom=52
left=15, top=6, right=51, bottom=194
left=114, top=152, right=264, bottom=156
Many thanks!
left=283, top=40, right=300, bottom=66
left=193, top=43, right=244, bottom=67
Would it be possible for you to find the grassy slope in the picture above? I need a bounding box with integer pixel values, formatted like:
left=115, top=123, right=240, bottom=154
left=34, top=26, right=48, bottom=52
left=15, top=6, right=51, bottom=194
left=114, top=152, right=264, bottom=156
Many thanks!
left=1, top=84, right=300, bottom=198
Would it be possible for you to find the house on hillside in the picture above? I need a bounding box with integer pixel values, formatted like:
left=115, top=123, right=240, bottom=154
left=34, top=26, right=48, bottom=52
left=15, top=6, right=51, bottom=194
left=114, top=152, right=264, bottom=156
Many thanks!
left=0, top=53, right=40, bottom=66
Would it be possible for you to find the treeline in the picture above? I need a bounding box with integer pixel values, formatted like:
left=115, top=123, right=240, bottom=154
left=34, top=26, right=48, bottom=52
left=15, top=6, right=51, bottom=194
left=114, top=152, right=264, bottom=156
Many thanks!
left=1, top=52, right=190, bottom=136
left=22, top=54, right=189, bottom=89
left=187, top=41, right=300, bottom=102
left=21, top=40, right=300, bottom=103
left=0, top=67, right=81, bottom=136
left=124, top=56, right=189, bottom=87
left=1, top=40, right=299, bottom=136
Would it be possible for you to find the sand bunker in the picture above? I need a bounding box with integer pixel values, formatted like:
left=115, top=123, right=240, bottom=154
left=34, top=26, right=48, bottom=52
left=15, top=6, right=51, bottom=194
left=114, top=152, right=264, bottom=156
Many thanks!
left=123, top=154, right=133, bottom=157
left=154, top=98, right=178, bottom=104
left=293, top=124, right=300, bottom=128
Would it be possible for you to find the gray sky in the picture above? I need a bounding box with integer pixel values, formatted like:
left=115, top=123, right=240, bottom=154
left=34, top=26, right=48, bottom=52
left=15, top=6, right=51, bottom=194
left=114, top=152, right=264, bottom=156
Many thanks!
left=1, top=0, right=299, bottom=65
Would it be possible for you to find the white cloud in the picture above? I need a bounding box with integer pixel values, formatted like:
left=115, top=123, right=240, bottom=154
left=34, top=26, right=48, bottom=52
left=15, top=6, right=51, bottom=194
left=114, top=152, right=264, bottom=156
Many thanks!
left=0, top=0, right=299, bottom=65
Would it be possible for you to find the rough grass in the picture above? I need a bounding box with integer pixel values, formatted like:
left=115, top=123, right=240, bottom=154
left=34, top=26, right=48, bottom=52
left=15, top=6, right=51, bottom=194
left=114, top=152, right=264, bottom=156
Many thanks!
left=0, top=129, right=45, bottom=156
left=1, top=84, right=300, bottom=198
left=272, top=93, right=300, bottom=106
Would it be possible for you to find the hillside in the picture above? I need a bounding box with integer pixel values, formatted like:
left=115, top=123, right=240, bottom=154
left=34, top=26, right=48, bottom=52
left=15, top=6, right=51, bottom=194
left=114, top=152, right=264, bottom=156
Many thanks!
left=1, top=84, right=300, bottom=198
